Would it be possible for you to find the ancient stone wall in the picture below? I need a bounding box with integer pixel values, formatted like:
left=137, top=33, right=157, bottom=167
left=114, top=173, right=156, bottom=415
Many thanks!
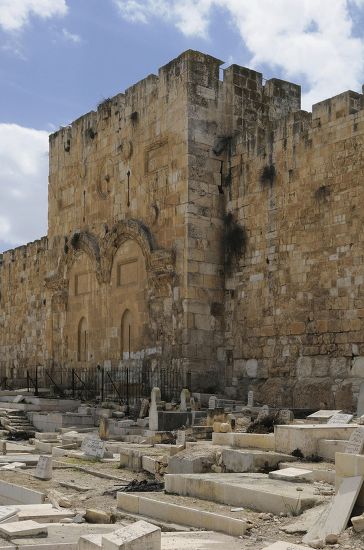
left=0, top=238, right=48, bottom=376
left=226, top=89, right=364, bottom=409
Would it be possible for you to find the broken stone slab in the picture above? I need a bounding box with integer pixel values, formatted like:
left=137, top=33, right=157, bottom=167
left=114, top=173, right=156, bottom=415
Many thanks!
left=34, top=433, right=59, bottom=442
left=0, top=520, right=48, bottom=539
left=280, top=503, right=328, bottom=534
left=16, top=505, right=74, bottom=523
left=34, top=455, right=52, bottom=480
left=102, top=520, right=161, bottom=550
left=78, top=533, right=103, bottom=550
left=0, top=462, right=26, bottom=470
left=269, top=467, right=313, bottom=482
left=165, top=472, right=320, bottom=515
left=351, top=513, right=364, bottom=532
left=0, top=455, right=39, bottom=465
left=84, top=509, right=112, bottom=524
left=303, top=475, right=364, bottom=543
left=0, top=507, right=19, bottom=524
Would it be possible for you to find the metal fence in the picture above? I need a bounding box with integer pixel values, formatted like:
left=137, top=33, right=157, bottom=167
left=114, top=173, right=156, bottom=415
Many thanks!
left=0, top=364, right=191, bottom=406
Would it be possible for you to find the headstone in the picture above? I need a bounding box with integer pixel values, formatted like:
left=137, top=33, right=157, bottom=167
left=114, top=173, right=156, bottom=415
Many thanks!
left=180, top=388, right=191, bottom=412
left=139, top=399, right=149, bottom=418
left=208, top=395, right=218, bottom=410
left=176, top=430, right=186, bottom=447
left=345, top=427, right=364, bottom=454
left=99, top=416, right=109, bottom=441
left=257, top=405, right=270, bottom=422
left=358, top=382, right=364, bottom=417
left=278, top=409, right=294, bottom=424
left=247, top=391, right=254, bottom=407
left=327, top=412, right=353, bottom=425
left=102, top=520, right=161, bottom=550
left=149, top=387, right=161, bottom=432
left=81, top=436, right=105, bottom=459
left=303, top=476, right=364, bottom=543
left=34, top=455, right=52, bottom=480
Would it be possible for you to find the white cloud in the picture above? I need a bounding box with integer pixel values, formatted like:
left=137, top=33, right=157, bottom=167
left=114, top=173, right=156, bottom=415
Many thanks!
left=0, top=124, right=48, bottom=251
left=62, top=28, right=81, bottom=44
left=0, top=0, right=68, bottom=32
left=114, top=0, right=364, bottom=110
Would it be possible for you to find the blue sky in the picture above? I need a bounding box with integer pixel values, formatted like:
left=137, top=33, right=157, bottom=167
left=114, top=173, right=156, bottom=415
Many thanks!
left=1, top=0, right=364, bottom=253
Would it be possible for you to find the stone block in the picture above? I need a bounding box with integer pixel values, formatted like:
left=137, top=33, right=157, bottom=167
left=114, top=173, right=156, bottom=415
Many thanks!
left=102, top=520, right=161, bottom=550
left=222, top=449, right=294, bottom=473
left=0, top=480, right=45, bottom=505
left=84, top=509, right=112, bottom=524
left=269, top=467, right=313, bottom=482
left=0, top=520, right=48, bottom=538
left=34, top=455, right=52, bottom=480
left=212, top=432, right=275, bottom=450
left=78, top=533, right=103, bottom=550
left=351, top=513, right=364, bottom=532
left=275, top=425, right=357, bottom=456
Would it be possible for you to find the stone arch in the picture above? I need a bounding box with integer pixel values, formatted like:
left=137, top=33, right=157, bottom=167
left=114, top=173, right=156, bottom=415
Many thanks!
left=78, top=317, right=88, bottom=362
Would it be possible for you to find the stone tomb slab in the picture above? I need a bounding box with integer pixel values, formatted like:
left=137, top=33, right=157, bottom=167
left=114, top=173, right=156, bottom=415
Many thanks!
left=345, top=427, right=364, bottom=454
left=102, top=520, right=161, bottom=550
left=327, top=413, right=353, bottom=425
left=0, top=507, right=19, bottom=524
left=303, top=475, right=363, bottom=543
left=262, top=543, right=309, bottom=550
left=307, top=410, right=342, bottom=422
left=165, top=473, right=320, bottom=515
left=0, top=520, right=48, bottom=539
left=269, top=467, right=313, bottom=482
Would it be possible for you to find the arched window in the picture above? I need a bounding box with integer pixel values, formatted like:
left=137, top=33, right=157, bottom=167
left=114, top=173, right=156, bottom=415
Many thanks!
left=121, top=310, right=132, bottom=359
left=78, top=317, right=88, bottom=362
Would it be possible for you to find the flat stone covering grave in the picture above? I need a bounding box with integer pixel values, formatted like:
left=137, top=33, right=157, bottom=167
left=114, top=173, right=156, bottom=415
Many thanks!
left=222, top=448, right=295, bottom=473
left=0, top=520, right=48, bottom=538
left=81, top=437, right=105, bottom=459
left=262, top=543, right=309, bottom=550
left=307, top=410, right=342, bottom=421
left=327, top=413, right=353, bottom=424
left=0, top=507, right=18, bottom=523
left=102, top=520, right=160, bottom=550
left=165, top=472, right=320, bottom=515
left=269, top=467, right=313, bottom=482
left=0, top=480, right=45, bottom=505
left=345, top=427, right=364, bottom=454
left=303, top=475, right=363, bottom=543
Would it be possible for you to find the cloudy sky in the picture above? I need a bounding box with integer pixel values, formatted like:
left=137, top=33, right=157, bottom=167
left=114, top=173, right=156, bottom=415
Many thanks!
left=0, top=0, right=364, bottom=253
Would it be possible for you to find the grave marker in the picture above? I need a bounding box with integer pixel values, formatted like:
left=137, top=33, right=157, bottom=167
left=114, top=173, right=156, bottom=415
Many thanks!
left=149, top=387, right=161, bottom=431
left=247, top=391, right=254, bottom=408
left=176, top=431, right=186, bottom=447
left=34, top=455, right=53, bottom=480
left=208, top=396, right=218, bottom=410
left=327, top=412, right=353, bottom=425
left=345, top=427, right=364, bottom=454
left=180, top=388, right=191, bottom=412
left=81, top=437, right=105, bottom=459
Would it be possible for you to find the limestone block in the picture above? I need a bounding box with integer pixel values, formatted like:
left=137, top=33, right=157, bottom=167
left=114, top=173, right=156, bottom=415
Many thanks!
left=84, top=509, right=112, bottom=524
left=102, top=520, right=161, bottom=550
left=34, top=455, right=52, bottom=480
left=351, top=513, right=364, bottom=532
left=0, top=520, right=48, bottom=538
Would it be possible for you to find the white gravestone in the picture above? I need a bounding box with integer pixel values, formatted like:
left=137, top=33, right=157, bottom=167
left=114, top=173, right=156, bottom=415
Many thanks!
left=81, top=437, right=105, bottom=459
left=34, top=455, right=53, bottom=480
left=180, top=388, right=191, bottom=412
left=208, top=396, right=218, bottom=410
left=345, top=427, right=364, bottom=454
left=149, top=387, right=161, bottom=432
left=327, top=412, right=353, bottom=425
left=247, top=391, right=254, bottom=407
left=176, top=430, right=186, bottom=447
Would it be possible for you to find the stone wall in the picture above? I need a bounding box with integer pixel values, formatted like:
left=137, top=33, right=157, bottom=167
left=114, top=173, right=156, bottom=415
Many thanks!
left=2, top=50, right=364, bottom=406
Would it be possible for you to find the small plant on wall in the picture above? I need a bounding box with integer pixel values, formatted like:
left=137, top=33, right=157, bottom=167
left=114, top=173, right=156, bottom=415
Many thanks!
left=223, top=212, right=247, bottom=272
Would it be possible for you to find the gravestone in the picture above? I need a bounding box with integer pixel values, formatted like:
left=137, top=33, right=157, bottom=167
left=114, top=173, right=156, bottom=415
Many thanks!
left=345, top=427, right=364, bottom=454
left=247, top=391, right=254, bottom=408
left=278, top=409, right=294, bottom=424
left=0, top=506, right=18, bottom=523
left=327, top=412, right=353, bottom=425
left=208, top=395, right=218, bottom=410
left=257, top=405, right=270, bottom=422
left=139, top=399, right=149, bottom=418
left=303, top=476, right=364, bottom=543
left=149, top=387, right=161, bottom=432
left=357, top=382, right=364, bottom=417
left=81, top=436, right=105, bottom=459
left=176, top=430, right=186, bottom=447
left=99, top=416, right=109, bottom=441
left=34, top=455, right=53, bottom=480
left=180, top=388, right=191, bottom=412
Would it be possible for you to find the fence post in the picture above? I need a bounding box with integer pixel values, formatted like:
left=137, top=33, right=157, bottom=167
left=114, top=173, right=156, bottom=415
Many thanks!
left=126, top=367, right=130, bottom=415
left=34, top=366, right=39, bottom=396
left=72, top=369, right=75, bottom=399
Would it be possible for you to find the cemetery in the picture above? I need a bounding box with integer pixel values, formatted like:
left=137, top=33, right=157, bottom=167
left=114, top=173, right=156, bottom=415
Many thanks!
left=0, top=387, right=362, bottom=549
